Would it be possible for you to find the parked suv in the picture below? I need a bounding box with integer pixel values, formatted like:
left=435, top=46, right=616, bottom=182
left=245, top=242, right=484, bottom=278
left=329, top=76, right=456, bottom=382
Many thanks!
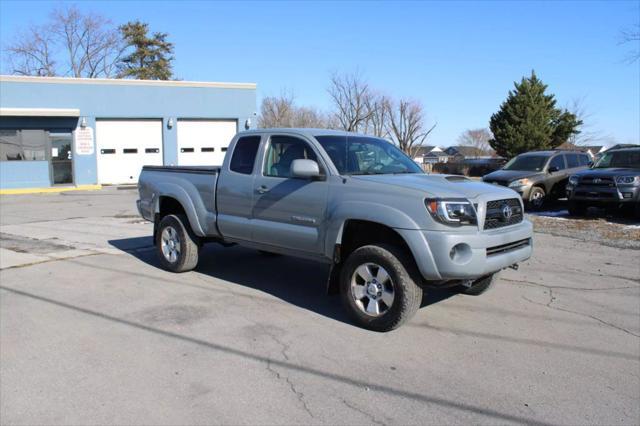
left=482, top=150, right=591, bottom=209
left=566, top=146, right=640, bottom=218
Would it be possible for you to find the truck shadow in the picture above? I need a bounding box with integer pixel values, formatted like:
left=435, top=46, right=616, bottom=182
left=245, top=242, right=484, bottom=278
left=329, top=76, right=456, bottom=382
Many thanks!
left=108, top=238, right=456, bottom=327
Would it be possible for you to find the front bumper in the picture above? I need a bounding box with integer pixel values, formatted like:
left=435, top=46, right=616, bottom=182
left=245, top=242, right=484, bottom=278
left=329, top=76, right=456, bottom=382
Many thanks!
left=511, top=185, right=532, bottom=200
left=397, top=220, right=533, bottom=281
left=567, top=185, right=640, bottom=204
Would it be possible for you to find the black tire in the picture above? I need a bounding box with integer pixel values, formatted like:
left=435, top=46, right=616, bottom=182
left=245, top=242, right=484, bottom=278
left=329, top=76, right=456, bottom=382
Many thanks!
left=339, top=244, right=423, bottom=332
left=567, top=200, right=587, bottom=216
left=634, top=203, right=640, bottom=220
left=527, top=186, right=546, bottom=210
left=458, top=273, right=496, bottom=296
left=156, top=214, right=199, bottom=272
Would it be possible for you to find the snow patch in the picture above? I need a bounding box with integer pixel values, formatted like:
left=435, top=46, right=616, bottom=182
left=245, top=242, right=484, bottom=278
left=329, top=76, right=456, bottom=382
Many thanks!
left=532, top=210, right=570, bottom=218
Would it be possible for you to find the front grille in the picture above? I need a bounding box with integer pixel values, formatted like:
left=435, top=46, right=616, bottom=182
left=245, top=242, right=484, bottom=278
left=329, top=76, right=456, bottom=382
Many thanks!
left=486, top=238, right=530, bottom=256
left=484, top=198, right=523, bottom=230
left=580, top=176, right=615, bottom=187
left=575, top=191, right=616, bottom=199
left=485, top=180, right=509, bottom=187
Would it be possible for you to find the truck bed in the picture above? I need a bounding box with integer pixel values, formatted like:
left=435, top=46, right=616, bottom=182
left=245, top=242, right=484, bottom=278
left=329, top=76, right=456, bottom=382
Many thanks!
left=138, top=165, right=221, bottom=238
left=141, top=165, right=220, bottom=174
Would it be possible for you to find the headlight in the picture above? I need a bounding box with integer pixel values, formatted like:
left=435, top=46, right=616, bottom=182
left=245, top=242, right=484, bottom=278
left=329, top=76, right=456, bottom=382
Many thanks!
left=568, top=175, right=579, bottom=185
left=509, top=178, right=530, bottom=188
left=425, top=199, right=477, bottom=226
left=615, top=176, right=639, bottom=185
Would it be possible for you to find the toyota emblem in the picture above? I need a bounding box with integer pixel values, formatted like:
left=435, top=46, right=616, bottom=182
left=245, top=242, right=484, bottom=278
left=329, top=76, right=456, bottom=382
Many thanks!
left=501, top=204, right=513, bottom=220
left=593, top=178, right=602, bottom=184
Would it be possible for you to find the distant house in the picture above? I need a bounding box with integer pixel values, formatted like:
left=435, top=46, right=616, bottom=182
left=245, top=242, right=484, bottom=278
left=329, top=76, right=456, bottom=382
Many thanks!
left=412, top=145, right=449, bottom=164
left=557, top=142, right=605, bottom=159
left=444, top=146, right=494, bottom=160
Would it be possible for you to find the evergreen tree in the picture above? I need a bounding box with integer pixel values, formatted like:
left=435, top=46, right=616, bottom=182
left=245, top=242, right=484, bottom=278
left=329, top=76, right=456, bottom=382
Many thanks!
left=489, top=71, right=581, bottom=158
left=117, top=21, right=174, bottom=80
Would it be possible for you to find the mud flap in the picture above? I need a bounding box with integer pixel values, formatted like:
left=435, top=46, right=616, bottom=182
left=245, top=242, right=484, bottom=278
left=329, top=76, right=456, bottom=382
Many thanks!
left=326, top=262, right=341, bottom=295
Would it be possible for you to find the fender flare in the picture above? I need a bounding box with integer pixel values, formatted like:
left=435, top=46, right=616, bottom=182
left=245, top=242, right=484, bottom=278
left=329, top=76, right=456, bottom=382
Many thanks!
left=152, top=182, right=206, bottom=237
left=324, top=201, right=422, bottom=259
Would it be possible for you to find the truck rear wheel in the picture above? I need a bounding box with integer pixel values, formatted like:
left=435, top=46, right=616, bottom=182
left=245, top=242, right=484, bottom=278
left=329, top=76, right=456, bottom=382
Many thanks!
left=156, top=214, right=199, bottom=273
left=458, top=273, right=496, bottom=296
left=340, top=244, right=422, bottom=332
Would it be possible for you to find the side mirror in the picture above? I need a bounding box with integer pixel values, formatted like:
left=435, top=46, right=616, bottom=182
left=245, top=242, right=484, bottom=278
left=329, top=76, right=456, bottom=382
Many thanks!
left=291, top=159, right=321, bottom=179
left=588, top=161, right=594, bottom=167
left=548, top=166, right=559, bottom=173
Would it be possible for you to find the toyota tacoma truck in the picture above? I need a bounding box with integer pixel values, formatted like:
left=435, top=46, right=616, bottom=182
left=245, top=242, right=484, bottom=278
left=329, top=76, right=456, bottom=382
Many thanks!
left=137, top=129, right=533, bottom=331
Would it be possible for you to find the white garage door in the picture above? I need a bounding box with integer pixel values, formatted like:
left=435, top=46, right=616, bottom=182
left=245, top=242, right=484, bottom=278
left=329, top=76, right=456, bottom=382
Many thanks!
left=177, top=120, right=237, bottom=166
left=96, top=119, right=163, bottom=184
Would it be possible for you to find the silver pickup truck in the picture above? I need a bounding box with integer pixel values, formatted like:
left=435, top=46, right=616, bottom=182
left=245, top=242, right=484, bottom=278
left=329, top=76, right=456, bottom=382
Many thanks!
left=137, top=129, right=533, bottom=331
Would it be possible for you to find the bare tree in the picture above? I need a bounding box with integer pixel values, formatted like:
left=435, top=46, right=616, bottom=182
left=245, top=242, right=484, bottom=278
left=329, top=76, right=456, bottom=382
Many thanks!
left=258, top=91, right=330, bottom=129
left=258, top=91, right=295, bottom=128
left=4, top=5, right=123, bottom=78
left=328, top=71, right=375, bottom=132
left=291, top=106, right=327, bottom=128
left=363, top=93, right=391, bottom=138
left=566, top=97, right=615, bottom=146
left=5, top=27, right=57, bottom=76
left=620, top=23, right=639, bottom=63
left=457, top=128, right=493, bottom=153
left=386, top=98, right=437, bottom=157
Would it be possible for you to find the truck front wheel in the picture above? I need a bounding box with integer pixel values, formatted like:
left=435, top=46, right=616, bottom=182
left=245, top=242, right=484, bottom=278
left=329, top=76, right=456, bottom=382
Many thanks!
left=156, top=214, right=199, bottom=273
left=340, top=244, right=423, bottom=332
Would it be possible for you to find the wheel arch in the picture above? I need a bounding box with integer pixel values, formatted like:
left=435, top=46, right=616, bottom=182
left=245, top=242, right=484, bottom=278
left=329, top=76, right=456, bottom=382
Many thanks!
left=152, top=184, right=206, bottom=236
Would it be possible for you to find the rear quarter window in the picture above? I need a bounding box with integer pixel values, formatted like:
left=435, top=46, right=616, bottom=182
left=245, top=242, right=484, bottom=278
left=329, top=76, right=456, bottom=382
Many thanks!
left=566, top=153, right=580, bottom=168
left=230, top=136, right=261, bottom=174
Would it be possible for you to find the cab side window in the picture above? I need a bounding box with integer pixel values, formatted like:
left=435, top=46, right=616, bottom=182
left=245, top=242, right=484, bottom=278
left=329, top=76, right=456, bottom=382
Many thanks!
left=263, top=136, right=318, bottom=178
left=566, top=153, right=580, bottom=168
left=230, top=136, right=261, bottom=174
left=549, top=155, right=566, bottom=170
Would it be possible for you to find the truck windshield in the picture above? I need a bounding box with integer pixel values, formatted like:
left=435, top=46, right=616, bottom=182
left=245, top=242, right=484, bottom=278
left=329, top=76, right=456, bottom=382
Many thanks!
left=502, top=155, right=549, bottom=172
left=593, top=151, right=640, bottom=169
left=315, top=135, right=423, bottom=175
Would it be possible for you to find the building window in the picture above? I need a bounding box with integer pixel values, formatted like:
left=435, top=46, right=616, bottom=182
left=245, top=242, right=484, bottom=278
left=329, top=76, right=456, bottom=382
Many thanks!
left=0, top=129, right=48, bottom=161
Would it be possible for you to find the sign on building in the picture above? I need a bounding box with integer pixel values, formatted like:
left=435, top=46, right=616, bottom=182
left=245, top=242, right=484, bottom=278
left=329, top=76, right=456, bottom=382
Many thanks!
left=75, top=127, right=94, bottom=155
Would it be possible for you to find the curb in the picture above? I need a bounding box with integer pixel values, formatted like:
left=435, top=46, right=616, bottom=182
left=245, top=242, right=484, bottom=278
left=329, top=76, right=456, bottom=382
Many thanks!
left=0, top=184, right=102, bottom=195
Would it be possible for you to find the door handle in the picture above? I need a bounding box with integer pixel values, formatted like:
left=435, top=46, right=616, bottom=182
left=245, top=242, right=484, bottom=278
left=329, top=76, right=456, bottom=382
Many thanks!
left=256, top=185, right=270, bottom=194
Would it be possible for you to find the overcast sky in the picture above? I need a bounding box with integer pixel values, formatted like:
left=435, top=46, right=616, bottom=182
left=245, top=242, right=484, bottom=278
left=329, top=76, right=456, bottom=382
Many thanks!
left=1, top=0, right=638, bottom=147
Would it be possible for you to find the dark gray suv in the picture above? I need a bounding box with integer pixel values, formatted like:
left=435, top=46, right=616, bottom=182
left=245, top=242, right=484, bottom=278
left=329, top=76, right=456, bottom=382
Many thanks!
left=566, top=146, right=640, bottom=218
left=482, top=150, right=591, bottom=209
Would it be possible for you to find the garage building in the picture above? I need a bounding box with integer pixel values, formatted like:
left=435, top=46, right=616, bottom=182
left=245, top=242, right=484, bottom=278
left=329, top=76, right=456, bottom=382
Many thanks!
left=0, top=75, right=256, bottom=189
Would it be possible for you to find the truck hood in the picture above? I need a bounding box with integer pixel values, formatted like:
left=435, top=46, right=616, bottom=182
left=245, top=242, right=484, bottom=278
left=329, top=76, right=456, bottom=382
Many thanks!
left=351, top=174, right=517, bottom=200
left=574, top=167, right=640, bottom=177
left=482, top=169, right=543, bottom=182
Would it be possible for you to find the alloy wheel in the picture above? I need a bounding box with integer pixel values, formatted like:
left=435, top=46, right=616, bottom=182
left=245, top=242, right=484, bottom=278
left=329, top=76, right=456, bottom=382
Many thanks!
left=160, top=226, right=181, bottom=263
left=350, top=262, right=395, bottom=317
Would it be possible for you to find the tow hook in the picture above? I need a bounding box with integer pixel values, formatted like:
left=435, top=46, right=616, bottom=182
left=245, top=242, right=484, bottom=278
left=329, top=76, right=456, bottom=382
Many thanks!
left=509, top=263, right=519, bottom=271
left=460, top=279, right=474, bottom=288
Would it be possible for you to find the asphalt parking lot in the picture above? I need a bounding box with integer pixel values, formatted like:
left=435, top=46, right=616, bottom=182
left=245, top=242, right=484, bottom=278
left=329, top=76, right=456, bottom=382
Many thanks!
left=1, top=187, right=639, bottom=425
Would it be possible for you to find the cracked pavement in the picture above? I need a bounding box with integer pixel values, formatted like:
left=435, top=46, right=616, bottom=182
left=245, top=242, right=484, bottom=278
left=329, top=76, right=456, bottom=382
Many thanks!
left=1, top=188, right=639, bottom=425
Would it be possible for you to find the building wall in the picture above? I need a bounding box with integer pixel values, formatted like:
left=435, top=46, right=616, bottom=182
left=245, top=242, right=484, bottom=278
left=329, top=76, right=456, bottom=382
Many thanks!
left=0, top=76, right=256, bottom=188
